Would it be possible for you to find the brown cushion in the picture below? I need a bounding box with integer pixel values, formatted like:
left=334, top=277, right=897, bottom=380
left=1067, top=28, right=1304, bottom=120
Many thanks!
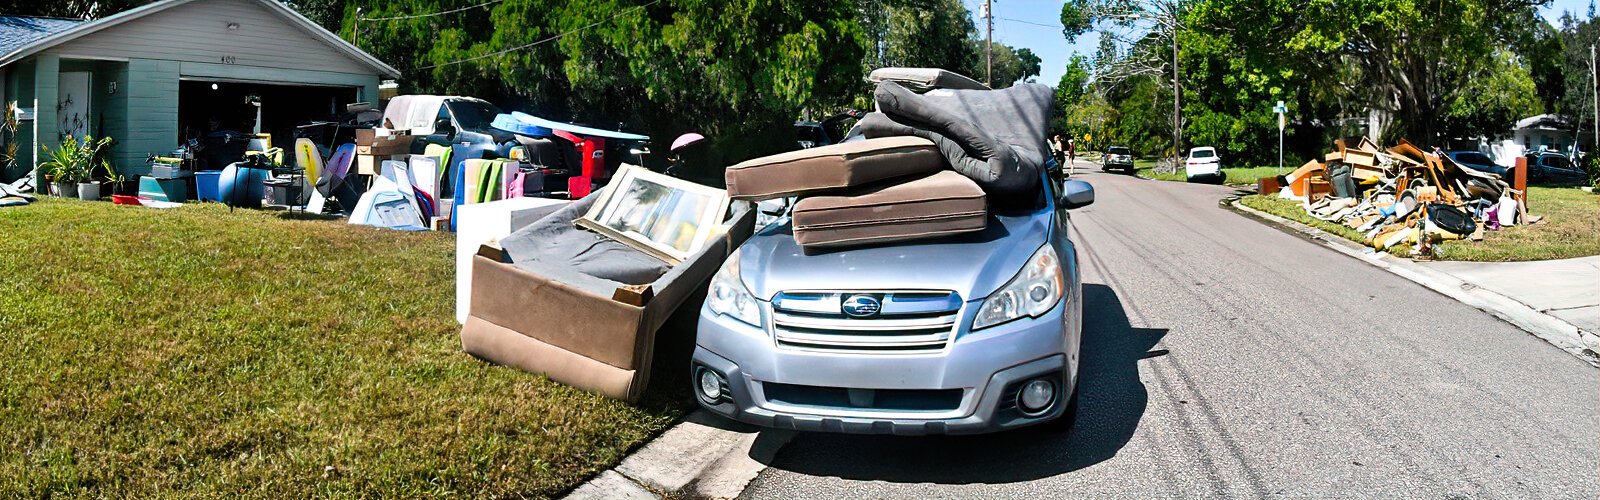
left=725, top=136, right=945, bottom=201
left=792, top=170, right=987, bottom=249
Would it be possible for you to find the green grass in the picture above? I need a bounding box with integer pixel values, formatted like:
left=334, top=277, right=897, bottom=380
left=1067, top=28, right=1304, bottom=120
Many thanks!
left=1238, top=187, right=1600, bottom=262
left=1134, top=164, right=1291, bottom=186
left=0, top=199, right=688, bottom=497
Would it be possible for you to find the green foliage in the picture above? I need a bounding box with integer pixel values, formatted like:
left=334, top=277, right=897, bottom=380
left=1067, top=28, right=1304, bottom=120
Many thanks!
left=1443, top=49, right=1545, bottom=138
left=40, top=135, right=114, bottom=184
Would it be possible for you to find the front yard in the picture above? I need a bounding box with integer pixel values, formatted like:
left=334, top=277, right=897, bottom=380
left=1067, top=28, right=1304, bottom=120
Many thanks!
left=1238, top=187, right=1600, bottom=262
left=0, top=200, right=686, bottom=497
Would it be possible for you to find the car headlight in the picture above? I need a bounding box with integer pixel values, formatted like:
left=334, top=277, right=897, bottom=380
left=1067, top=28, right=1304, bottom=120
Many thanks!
left=973, top=245, right=1064, bottom=330
left=707, top=250, right=762, bottom=327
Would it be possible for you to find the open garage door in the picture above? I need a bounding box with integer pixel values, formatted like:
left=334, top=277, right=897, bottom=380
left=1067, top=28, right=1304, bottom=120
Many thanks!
left=179, top=79, right=357, bottom=169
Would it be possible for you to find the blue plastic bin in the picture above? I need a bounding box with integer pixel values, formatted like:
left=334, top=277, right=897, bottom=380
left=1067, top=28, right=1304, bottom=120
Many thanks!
left=195, top=170, right=222, bottom=202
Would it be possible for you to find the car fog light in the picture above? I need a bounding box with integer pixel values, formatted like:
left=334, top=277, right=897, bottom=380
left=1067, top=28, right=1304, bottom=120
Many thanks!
left=1018, top=379, right=1056, bottom=414
left=698, top=369, right=724, bottom=402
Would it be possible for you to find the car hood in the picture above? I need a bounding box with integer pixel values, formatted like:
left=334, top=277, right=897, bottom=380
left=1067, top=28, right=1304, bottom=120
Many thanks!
left=737, top=208, right=1054, bottom=302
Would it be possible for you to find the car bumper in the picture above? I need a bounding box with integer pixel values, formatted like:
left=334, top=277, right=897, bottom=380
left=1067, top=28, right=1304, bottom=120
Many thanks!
left=692, top=300, right=1077, bottom=435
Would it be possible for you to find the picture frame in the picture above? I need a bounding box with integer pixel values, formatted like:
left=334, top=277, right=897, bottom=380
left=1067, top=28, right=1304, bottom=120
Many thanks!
left=576, top=163, right=732, bottom=265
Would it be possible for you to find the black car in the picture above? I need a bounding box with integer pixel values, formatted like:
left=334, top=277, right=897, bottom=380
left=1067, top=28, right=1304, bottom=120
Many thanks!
left=1102, top=146, right=1135, bottom=172
left=1445, top=150, right=1508, bottom=177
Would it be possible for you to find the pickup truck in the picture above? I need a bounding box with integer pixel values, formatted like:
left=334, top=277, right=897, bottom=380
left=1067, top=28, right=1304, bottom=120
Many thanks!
left=691, top=168, right=1095, bottom=435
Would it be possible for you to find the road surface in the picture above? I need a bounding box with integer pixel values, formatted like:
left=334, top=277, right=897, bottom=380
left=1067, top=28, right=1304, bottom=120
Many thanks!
left=740, top=166, right=1599, bottom=498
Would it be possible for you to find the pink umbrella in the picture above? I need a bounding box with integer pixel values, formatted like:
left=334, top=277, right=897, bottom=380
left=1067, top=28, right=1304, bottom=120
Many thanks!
left=671, top=133, right=707, bottom=152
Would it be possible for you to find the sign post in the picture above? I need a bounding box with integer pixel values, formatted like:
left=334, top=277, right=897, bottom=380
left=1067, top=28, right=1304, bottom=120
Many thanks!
left=1274, top=101, right=1287, bottom=174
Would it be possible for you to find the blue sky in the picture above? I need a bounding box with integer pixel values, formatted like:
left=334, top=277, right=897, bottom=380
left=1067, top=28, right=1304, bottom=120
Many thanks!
left=971, top=0, right=1597, bottom=86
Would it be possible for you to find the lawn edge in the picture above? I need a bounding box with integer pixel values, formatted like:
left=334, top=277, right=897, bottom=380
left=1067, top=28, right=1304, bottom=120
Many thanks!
left=1224, top=197, right=1600, bottom=367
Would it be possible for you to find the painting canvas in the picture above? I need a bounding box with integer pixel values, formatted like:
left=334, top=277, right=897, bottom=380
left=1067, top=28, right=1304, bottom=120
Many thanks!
left=577, top=164, right=730, bottom=265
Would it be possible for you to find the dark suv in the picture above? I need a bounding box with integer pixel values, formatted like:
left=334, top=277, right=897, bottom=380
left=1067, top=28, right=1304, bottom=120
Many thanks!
left=1102, top=146, right=1135, bottom=172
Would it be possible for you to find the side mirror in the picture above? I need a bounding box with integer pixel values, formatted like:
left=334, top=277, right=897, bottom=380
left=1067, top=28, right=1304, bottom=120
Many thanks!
left=1059, top=180, right=1094, bottom=209
left=434, top=118, right=455, bottom=139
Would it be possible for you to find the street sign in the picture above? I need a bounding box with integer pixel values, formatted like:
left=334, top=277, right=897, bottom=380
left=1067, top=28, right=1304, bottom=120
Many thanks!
left=1274, top=100, right=1286, bottom=172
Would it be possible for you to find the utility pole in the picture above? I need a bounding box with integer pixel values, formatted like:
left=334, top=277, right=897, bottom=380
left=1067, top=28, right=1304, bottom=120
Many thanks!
left=1590, top=44, right=1597, bottom=154
left=353, top=7, right=362, bottom=47
left=1171, top=16, right=1181, bottom=170
left=983, top=0, right=993, bottom=86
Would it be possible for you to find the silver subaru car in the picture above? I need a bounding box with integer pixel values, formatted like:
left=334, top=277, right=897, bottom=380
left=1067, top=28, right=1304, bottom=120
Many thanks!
left=691, top=171, right=1094, bottom=435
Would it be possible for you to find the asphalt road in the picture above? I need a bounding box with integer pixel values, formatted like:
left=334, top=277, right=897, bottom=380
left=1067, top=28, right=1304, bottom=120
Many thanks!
left=740, top=165, right=1600, bottom=498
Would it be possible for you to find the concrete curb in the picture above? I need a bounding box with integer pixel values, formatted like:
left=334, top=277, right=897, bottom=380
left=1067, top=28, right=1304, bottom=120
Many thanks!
left=564, top=410, right=794, bottom=500
left=1225, top=197, right=1600, bottom=367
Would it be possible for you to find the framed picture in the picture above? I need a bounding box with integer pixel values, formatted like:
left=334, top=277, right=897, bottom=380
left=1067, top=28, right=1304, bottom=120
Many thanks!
left=576, top=164, right=731, bottom=265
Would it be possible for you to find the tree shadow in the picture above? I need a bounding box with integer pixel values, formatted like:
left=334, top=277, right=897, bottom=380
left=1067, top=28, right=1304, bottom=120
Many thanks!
left=752, top=283, right=1167, bottom=484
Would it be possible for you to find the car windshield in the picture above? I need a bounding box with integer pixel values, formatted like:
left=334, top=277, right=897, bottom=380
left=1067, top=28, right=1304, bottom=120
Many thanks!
left=1454, top=152, right=1493, bottom=165
left=445, top=100, right=503, bottom=131
left=1108, top=147, right=1130, bottom=155
left=1191, top=149, right=1215, bottom=159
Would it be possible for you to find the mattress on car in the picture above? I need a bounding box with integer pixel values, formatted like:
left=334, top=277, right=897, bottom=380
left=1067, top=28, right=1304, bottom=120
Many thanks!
left=868, top=67, right=991, bottom=92
left=792, top=170, right=987, bottom=249
left=724, top=136, right=945, bottom=201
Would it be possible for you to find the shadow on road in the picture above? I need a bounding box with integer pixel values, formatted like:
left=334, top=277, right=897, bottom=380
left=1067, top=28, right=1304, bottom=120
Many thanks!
left=754, top=283, right=1167, bottom=485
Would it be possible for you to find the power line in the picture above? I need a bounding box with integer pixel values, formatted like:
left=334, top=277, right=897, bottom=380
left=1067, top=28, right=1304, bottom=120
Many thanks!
left=359, top=0, right=508, bottom=21
left=412, top=0, right=662, bottom=71
left=999, top=17, right=1063, bottom=29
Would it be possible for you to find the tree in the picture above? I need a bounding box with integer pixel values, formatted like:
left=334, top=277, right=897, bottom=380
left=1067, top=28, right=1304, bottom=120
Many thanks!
left=1052, top=54, right=1093, bottom=137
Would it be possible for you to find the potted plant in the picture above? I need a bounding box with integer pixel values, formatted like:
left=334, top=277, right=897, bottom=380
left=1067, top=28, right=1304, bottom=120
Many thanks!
left=39, top=135, right=114, bottom=201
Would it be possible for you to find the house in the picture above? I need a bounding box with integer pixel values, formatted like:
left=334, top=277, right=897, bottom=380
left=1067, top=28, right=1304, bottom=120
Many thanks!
left=1512, top=114, right=1575, bottom=155
left=0, top=0, right=400, bottom=184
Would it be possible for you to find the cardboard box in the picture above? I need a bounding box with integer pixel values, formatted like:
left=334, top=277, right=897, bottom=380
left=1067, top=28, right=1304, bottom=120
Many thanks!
left=355, top=128, right=376, bottom=146
left=368, top=133, right=416, bottom=156
left=357, top=154, right=377, bottom=176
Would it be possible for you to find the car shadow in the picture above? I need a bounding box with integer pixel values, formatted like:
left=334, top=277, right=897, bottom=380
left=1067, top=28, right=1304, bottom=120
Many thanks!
left=750, top=283, right=1167, bottom=484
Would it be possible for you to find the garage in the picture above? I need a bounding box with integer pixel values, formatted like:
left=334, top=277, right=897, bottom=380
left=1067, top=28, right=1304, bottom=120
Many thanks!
left=0, top=0, right=399, bottom=182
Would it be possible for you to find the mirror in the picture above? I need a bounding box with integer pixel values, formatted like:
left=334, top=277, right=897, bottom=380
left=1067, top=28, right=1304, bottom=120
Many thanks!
left=434, top=118, right=455, bottom=139
left=1059, top=180, right=1094, bottom=209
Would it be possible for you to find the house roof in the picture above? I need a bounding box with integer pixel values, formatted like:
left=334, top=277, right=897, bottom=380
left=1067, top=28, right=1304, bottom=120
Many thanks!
left=0, top=16, right=84, bottom=58
left=1514, top=114, right=1571, bottom=131
left=0, top=0, right=399, bottom=78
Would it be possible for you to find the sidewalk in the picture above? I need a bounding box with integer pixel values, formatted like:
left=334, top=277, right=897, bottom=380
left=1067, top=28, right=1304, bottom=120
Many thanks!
left=1418, top=257, right=1600, bottom=337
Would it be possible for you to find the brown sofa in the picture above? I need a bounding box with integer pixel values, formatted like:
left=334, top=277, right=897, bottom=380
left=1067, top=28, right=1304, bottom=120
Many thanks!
left=460, top=200, right=756, bottom=402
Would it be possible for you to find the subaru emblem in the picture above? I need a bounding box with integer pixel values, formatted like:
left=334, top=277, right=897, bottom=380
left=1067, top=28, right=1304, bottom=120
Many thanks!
left=841, top=294, right=881, bottom=318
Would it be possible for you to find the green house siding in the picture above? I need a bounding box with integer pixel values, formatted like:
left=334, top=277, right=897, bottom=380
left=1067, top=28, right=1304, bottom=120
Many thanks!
left=32, top=55, right=58, bottom=180
left=119, top=58, right=178, bottom=176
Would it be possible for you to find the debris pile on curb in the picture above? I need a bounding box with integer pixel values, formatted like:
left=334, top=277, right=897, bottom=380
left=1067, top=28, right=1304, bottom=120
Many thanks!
left=1265, top=137, right=1541, bottom=257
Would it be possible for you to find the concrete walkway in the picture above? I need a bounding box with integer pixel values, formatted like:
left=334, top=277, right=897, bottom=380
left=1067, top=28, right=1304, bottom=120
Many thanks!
left=1419, top=256, right=1600, bottom=337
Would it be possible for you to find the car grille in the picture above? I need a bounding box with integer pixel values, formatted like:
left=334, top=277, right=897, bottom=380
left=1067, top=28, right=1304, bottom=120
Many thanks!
left=769, top=291, right=963, bottom=353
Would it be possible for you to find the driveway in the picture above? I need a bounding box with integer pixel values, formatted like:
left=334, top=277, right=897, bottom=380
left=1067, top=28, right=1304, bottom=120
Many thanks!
left=739, top=167, right=1600, bottom=498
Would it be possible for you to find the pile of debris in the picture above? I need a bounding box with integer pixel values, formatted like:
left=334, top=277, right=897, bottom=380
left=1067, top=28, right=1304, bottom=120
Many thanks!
left=1267, top=137, right=1539, bottom=257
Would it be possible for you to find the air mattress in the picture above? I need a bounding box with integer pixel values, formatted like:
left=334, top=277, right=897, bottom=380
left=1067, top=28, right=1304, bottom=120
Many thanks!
left=792, top=170, right=987, bottom=250
left=724, top=136, right=944, bottom=201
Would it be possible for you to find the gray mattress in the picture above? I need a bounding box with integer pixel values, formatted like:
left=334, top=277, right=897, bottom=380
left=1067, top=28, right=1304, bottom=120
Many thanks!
left=499, top=194, right=670, bottom=290
left=861, top=80, right=1053, bottom=197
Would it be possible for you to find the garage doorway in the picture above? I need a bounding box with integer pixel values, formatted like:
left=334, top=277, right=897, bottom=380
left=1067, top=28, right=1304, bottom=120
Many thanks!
left=178, top=79, right=357, bottom=169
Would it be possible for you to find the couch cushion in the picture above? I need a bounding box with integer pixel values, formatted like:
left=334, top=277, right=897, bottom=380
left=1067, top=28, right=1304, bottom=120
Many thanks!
left=725, top=136, right=945, bottom=201
left=792, top=170, right=987, bottom=249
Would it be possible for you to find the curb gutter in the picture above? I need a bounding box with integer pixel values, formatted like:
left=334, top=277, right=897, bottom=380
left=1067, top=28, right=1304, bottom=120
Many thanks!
left=1225, top=198, right=1600, bottom=367
left=565, top=410, right=794, bottom=500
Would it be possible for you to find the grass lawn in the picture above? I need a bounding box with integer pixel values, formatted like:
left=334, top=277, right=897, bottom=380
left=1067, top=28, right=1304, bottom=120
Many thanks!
left=1134, top=163, right=1291, bottom=186
left=0, top=199, right=690, bottom=497
left=1238, top=187, right=1600, bottom=262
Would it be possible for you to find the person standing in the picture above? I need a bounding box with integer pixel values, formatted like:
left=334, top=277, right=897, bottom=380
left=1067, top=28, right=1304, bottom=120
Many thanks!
left=1066, top=137, right=1076, bottom=176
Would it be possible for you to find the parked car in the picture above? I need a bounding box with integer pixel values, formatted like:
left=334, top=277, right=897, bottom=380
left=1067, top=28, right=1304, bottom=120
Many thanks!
left=1444, top=150, right=1508, bottom=178
left=381, top=95, right=513, bottom=161
left=1185, top=146, right=1222, bottom=183
left=1102, top=146, right=1135, bottom=172
left=692, top=173, right=1095, bottom=435
left=1526, top=152, right=1587, bottom=184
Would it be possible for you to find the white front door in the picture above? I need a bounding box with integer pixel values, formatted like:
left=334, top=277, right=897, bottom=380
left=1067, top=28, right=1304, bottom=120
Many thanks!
left=57, top=71, right=92, bottom=141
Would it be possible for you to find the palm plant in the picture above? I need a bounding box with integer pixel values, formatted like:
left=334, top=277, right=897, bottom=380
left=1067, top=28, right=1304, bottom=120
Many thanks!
left=40, top=135, right=114, bottom=182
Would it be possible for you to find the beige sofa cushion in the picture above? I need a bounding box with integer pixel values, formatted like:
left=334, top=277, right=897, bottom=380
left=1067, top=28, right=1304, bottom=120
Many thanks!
left=724, top=137, right=944, bottom=201
left=792, top=170, right=987, bottom=249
